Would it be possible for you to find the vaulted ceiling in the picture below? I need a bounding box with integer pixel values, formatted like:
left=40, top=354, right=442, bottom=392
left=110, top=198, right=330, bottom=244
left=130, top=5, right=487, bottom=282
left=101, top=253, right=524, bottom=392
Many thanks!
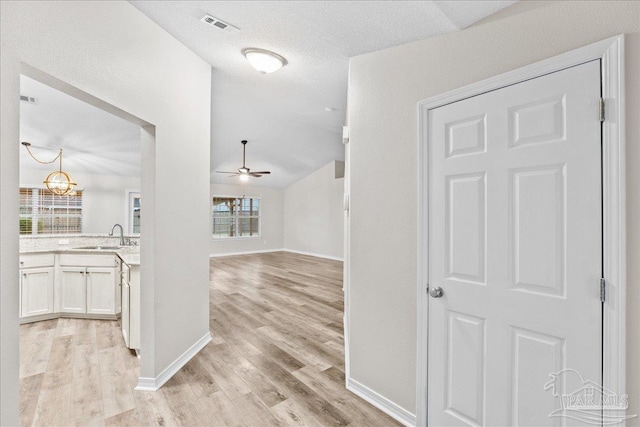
left=131, top=1, right=515, bottom=188
left=19, top=75, right=141, bottom=177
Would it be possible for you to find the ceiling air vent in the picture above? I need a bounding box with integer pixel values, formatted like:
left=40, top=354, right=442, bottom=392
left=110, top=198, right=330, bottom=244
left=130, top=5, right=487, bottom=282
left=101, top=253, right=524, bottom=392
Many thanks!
left=200, top=14, right=240, bottom=33
left=20, top=95, right=38, bottom=104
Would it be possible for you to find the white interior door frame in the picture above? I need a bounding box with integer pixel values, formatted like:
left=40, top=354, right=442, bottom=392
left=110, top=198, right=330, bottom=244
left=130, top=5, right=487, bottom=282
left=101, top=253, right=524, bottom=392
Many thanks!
left=416, top=35, right=625, bottom=427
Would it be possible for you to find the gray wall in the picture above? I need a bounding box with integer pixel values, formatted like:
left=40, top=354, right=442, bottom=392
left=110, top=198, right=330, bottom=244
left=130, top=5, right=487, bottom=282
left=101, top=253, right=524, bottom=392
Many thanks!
left=209, top=162, right=345, bottom=261
left=284, top=161, right=345, bottom=260
left=347, top=0, right=639, bottom=416
left=1, top=2, right=211, bottom=423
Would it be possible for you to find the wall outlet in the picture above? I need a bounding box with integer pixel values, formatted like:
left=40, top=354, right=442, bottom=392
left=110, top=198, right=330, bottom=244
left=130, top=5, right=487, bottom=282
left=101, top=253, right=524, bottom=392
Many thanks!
left=58, top=239, right=69, bottom=245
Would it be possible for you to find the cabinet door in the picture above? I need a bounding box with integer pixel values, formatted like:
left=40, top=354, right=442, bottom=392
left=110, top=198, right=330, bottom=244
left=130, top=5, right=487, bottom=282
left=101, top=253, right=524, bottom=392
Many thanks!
left=121, top=281, right=130, bottom=348
left=128, top=266, right=140, bottom=349
left=86, top=267, right=117, bottom=315
left=20, top=267, right=54, bottom=318
left=59, top=267, right=87, bottom=313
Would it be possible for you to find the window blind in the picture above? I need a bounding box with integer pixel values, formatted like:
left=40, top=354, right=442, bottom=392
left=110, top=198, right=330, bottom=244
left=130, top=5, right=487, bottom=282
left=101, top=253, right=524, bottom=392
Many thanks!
left=19, top=188, right=83, bottom=235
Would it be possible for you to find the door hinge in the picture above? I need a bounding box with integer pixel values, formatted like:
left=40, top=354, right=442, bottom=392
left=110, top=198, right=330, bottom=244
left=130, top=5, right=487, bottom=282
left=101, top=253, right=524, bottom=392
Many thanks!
left=599, top=98, right=605, bottom=122
left=600, top=277, right=606, bottom=302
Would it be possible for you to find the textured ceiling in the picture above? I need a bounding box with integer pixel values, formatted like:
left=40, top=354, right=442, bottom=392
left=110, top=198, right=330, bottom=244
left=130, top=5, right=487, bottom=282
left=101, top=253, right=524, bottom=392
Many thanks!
left=131, top=0, right=515, bottom=188
left=19, top=75, right=141, bottom=177
left=20, top=2, right=516, bottom=187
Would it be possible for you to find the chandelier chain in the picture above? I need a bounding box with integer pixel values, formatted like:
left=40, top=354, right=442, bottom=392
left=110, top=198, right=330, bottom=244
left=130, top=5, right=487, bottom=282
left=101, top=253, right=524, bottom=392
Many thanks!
left=21, top=142, right=61, bottom=165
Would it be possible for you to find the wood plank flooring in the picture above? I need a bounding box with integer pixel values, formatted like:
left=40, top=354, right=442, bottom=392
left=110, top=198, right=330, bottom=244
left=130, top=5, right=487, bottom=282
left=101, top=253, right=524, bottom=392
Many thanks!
left=20, top=251, right=400, bottom=426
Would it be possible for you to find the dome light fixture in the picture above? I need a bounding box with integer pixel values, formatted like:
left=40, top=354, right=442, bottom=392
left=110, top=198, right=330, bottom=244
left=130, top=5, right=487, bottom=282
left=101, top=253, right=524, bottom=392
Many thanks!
left=242, top=48, right=287, bottom=74
left=22, top=141, right=77, bottom=196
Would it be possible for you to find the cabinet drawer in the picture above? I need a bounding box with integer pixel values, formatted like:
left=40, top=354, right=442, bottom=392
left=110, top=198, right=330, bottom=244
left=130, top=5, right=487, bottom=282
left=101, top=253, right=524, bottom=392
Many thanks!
left=59, top=254, right=118, bottom=267
left=20, top=253, right=55, bottom=268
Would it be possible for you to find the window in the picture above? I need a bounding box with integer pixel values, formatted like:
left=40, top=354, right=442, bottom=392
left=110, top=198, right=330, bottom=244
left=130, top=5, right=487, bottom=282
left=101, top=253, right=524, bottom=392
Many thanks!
left=19, top=188, right=83, bottom=235
left=212, top=196, right=260, bottom=238
left=127, top=191, right=141, bottom=235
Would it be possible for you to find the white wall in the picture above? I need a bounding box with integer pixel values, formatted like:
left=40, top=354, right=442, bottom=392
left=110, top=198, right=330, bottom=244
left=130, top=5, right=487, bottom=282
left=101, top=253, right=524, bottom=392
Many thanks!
left=20, top=168, right=140, bottom=234
left=347, top=0, right=639, bottom=418
left=1, top=2, right=211, bottom=423
left=209, top=183, right=284, bottom=256
left=284, top=161, right=344, bottom=260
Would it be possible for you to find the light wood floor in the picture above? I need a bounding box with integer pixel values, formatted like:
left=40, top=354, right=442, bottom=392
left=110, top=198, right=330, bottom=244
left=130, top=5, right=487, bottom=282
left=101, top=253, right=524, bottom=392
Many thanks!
left=20, top=251, right=400, bottom=426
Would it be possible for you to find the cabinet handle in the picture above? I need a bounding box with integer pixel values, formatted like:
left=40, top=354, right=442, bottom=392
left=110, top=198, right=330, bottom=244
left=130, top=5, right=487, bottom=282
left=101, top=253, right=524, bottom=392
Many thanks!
left=20, top=261, right=24, bottom=265
left=23, top=273, right=27, bottom=277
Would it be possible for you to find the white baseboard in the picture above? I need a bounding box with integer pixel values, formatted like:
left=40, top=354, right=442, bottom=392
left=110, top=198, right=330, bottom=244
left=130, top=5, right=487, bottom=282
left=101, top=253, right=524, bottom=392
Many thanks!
left=135, top=331, right=211, bottom=391
left=347, top=377, right=416, bottom=427
left=209, top=249, right=282, bottom=258
left=282, top=248, right=344, bottom=262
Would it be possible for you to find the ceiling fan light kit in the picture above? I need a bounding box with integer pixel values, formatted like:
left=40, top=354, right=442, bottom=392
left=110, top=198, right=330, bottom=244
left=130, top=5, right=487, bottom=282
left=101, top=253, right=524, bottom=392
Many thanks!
left=216, top=140, right=271, bottom=181
left=242, top=48, right=287, bottom=74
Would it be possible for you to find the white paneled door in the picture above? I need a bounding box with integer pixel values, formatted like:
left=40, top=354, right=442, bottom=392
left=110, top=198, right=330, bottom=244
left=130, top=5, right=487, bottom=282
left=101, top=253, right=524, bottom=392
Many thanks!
left=427, top=61, right=602, bottom=426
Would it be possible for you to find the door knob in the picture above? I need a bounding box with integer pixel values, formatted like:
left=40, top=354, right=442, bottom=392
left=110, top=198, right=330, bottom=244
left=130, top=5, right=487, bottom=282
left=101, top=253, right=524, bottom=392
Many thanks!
left=429, top=286, right=444, bottom=298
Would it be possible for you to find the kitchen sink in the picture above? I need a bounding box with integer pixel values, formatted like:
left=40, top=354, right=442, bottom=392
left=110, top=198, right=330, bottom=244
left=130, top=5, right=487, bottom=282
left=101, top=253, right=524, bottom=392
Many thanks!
left=73, top=246, right=121, bottom=250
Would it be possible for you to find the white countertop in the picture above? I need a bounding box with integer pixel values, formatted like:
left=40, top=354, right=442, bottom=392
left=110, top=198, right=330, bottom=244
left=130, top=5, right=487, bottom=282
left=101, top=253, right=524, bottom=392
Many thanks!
left=20, top=245, right=141, bottom=266
left=20, top=235, right=140, bottom=265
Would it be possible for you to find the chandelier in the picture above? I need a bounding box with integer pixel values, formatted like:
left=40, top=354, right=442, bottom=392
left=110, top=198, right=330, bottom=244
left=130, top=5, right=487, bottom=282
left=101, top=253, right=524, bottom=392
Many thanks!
left=21, top=142, right=77, bottom=196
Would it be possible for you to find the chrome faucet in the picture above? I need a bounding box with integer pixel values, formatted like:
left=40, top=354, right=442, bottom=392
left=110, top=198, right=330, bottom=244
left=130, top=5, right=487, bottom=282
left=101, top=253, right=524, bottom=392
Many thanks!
left=109, top=224, right=125, bottom=246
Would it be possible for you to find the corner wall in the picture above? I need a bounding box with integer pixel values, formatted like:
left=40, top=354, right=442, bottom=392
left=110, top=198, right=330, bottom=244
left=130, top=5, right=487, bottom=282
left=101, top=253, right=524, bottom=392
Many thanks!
left=1, top=2, right=211, bottom=422
left=347, top=0, right=639, bottom=418
left=209, top=183, right=284, bottom=256
left=284, top=161, right=345, bottom=260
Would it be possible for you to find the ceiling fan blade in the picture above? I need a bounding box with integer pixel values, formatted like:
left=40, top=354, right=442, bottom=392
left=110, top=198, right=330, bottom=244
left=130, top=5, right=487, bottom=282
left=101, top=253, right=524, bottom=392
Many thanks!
left=227, top=141, right=271, bottom=179
left=227, top=174, right=240, bottom=177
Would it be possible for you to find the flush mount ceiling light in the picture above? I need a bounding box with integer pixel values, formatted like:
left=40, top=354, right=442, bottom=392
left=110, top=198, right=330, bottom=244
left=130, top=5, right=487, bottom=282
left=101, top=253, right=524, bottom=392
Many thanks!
left=242, top=48, right=287, bottom=74
left=22, top=142, right=77, bottom=196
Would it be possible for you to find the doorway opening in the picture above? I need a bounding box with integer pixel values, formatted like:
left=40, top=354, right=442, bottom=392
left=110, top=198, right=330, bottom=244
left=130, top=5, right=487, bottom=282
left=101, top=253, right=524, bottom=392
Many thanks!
left=18, top=64, right=154, bottom=425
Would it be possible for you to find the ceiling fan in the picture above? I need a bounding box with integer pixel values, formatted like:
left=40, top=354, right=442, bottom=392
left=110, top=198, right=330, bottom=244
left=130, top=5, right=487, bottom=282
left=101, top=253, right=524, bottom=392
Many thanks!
left=216, top=140, right=271, bottom=180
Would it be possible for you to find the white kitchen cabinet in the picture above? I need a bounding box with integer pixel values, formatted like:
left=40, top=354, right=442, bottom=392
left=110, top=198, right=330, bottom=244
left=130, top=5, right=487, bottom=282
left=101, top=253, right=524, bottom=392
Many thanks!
left=121, top=280, right=131, bottom=348
left=129, top=264, right=140, bottom=349
left=19, top=251, right=126, bottom=326
left=59, top=267, right=87, bottom=313
left=58, top=254, right=120, bottom=316
left=120, top=261, right=139, bottom=350
left=20, top=267, right=54, bottom=318
left=86, top=267, right=117, bottom=315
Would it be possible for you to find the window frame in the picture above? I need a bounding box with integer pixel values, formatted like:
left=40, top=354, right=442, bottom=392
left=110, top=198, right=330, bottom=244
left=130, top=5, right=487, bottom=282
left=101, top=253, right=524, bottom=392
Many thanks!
left=19, top=186, right=83, bottom=235
left=212, top=195, right=261, bottom=240
left=125, top=190, right=141, bottom=236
